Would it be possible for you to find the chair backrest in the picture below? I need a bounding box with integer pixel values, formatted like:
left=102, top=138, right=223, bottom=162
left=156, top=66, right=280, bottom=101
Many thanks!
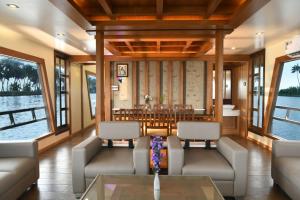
left=99, top=121, right=141, bottom=139
left=177, top=121, right=220, bottom=140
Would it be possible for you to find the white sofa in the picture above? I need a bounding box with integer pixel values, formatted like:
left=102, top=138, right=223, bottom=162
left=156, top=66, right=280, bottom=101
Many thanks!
left=0, top=140, right=39, bottom=200
left=272, top=140, right=300, bottom=199
left=167, top=122, right=248, bottom=197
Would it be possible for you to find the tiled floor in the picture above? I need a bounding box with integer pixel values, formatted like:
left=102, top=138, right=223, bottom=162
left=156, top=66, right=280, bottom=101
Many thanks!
left=20, top=130, right=291, bottom=200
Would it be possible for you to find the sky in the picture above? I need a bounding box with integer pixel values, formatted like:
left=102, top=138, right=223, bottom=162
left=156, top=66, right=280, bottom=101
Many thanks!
left=279, top=59, right=300, bottom=89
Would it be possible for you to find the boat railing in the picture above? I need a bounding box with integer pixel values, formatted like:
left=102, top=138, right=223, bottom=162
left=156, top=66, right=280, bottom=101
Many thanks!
left=273, top=105, right=300, bottom=126
left=0, top=106, right=47, bottom=131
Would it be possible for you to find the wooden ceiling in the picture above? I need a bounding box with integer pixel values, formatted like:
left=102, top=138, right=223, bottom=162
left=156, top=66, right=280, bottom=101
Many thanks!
left=50, top=0, right=270, bottom=56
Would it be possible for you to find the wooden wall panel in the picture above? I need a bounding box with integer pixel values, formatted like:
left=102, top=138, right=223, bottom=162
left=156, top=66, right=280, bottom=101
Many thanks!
left=132, top=61, right=138, bottom=107
left=167, top=61, right=173, bottom=105
left=215, top=31, right=224, bottom=123
left=144, top=61, right=149, bottom=95
left=179, top=61, right=185, bottom=104
left=156, top=61, right=161, bottom=104
left=104, top=61, right=111, bottom=121
left=206, top=61, right=213, bottom=114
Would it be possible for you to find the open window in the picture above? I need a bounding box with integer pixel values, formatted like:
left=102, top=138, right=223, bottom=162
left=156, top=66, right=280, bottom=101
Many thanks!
left=0, top=47, right=54, bottom=140
left=86, top=71, right=96, bottom=118
left=266, top=57, right=300, bottom=140
left=249, top=50, right=265, bottom=134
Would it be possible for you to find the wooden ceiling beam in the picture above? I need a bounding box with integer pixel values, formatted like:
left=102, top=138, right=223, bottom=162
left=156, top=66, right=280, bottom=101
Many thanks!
left=182, top=41, right=193, bottom=52
left=194, top=41, right=213, bottom=56
left=156, top=0, right=164, bottom=19
left=97, top=0, right=113, bottom=19
left=125, top=41, right=134, bottom=52
left=157, top=41, right=161, bottom=52
left=205, top=0, right=223, bottom=19
left=104, top=42, right=122, bottom=56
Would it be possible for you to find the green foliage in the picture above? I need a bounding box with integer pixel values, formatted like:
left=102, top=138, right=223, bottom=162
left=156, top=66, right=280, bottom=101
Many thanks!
left=291, top=64, right=300, bottom=87
left=278, top=86, right=300, bottom=96
left=0, top=57, right=41, bottom=95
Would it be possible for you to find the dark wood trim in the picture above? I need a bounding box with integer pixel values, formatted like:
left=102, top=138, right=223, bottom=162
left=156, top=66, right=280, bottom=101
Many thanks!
left=80, top=65, right=84, bottom=130
left=70, top=55, right=96, bottom=63
left=0, top=46, right=55, bottom=135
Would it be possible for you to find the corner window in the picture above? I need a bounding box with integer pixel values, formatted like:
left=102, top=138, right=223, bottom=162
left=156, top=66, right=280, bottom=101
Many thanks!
left=270, top=59, right=300, bottom=140
left=86, top=71, right=96, bottom=118
left=249, top=50, right=265, bottom=134
left=55, top=51, right=69, bottom=132
left=0, top=54, right=51, bottom=140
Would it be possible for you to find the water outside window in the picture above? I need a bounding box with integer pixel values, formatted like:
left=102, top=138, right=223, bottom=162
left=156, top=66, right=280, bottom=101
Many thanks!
left=271, top=60, right=300, bottom=140
left=0, top=55, right=50, bottom=140
left=86, top=73, right=96, bottom=117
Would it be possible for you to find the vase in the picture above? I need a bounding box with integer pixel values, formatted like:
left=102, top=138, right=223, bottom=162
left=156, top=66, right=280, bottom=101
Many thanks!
left=154, top=172, right=160, bottom=191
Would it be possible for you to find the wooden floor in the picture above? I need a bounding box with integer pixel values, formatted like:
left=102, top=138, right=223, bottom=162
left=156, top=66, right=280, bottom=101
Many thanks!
left=20, top=129, right=291, bottom=200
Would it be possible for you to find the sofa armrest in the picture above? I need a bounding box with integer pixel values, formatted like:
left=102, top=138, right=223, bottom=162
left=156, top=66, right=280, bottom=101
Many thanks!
left=133, top=136, right=150, bottom=175
left=167, top=136, right=184, bottom=175
left=272, top=140, right=300, bottom=158
left=217, top=137, right=248, bottom=197
left=0, top=140, right=38, bottom=158
left=72, top=136, right=102, bottom=195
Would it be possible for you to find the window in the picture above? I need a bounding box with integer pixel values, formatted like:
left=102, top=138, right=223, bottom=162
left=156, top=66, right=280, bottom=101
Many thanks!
left=269, top=59, right=300, bottom=140
left=249, top=50, right=265, bottom=134
left=55, top=51, right=69, bottom=132
left=0, top=53, right=52, bottom=140
left=212, top=69, right=232, bottom=103
left=86, top=71, right=96, bottom=118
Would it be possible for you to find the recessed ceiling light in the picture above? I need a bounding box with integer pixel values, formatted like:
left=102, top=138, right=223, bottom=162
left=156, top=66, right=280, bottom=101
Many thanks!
left=231, top=47, right=236, bottom=50
left=83, top=47, right=87, bottom=51
left=56, top=33, right=65, bottom=37
left=256, top=32, right=264, bottom=36
left=6, top=4, right=19, bottom=9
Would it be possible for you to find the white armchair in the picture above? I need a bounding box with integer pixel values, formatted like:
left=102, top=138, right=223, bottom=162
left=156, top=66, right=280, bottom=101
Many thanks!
left=72, top=121, right=150, bottom=197
left=167, top=122, right=248, bottom=197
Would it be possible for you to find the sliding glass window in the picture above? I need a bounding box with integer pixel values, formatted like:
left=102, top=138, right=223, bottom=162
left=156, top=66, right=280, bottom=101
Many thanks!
left=270, top=59, right=300, bottom=140
left=0, top=54, right=51, bottom=140
left=249, top=50, right=265, bottom=134
left=55, top=51, right=69, bottom=132
left=86, top=71, right=96, bottom=118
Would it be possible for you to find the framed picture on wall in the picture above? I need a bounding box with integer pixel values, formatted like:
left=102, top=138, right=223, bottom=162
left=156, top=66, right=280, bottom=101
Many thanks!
left=117, top=63, right=128, bottom=77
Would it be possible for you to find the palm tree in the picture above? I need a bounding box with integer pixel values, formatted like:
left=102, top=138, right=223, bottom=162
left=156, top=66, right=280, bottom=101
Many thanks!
left=291, top=64, right=300, bottom=88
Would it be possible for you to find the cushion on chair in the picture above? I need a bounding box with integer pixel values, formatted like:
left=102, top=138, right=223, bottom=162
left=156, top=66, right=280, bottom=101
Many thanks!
left=99, top=121, right=140, bottom=140
left=84, top=148, right=135, bottom=177
left=182, top=148, right=234, bottom=181
left=274, top=157, right=300, bottom=188
left=177, top=122, right=220, bottom=140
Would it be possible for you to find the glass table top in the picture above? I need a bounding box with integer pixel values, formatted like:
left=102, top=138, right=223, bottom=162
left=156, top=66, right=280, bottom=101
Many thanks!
left=81, top=175, right=224, bottom=200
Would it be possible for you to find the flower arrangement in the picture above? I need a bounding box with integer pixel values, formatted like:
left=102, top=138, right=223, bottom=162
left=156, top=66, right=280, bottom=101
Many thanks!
left=144, top=94, right=153, bottom=104
left=151, top=136, right=163, bottom=173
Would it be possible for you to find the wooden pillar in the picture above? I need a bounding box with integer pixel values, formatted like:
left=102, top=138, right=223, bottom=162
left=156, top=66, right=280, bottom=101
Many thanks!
left=132, top=61, right=138, bottom=107
left=156, top=61, right=161, bottom=104
left=179, top=61, right=185, bottom=105
left=104, top=61, right=111, bottom=121
left=167, top=61, right=173, bottom=105
left=215, top=30, right=224, bottom=123
left=95, top=31, right=105, bottom=134
left=144, top=61, right=149, bottom=96
left=206, top=61, right=213, bottom=114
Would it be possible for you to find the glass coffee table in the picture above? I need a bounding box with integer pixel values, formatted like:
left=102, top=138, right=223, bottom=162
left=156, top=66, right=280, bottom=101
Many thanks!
left=81, top=175, right=224, bottom=200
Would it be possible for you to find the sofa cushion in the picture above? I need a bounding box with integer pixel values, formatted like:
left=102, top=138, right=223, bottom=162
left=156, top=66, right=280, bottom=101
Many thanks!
left=177, top=122, right=220, bottom=140
left=274, top=157, right=300, bottom=188
left=182, top=148, right=234, bottom=181
left=85, top=148, right=134, bottom=177
left=0, top=172, right=19, bottom=194
left=0, top=157, right=35, bottom=177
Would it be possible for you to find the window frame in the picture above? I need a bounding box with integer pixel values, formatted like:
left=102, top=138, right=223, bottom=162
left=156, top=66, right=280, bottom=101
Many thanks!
left=0, top=46, right=55, bottom=138
left=248, top=49, right=265, bottom=135
left=54, top=51, right=70, bottom=133
left=265, top=55, right=300, bottom=138
left=85, top=71, right=96, bottom=119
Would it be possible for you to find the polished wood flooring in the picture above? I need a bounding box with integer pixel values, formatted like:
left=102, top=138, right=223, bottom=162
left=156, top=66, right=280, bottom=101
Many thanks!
left=20, top=129, right=291, bottom=200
